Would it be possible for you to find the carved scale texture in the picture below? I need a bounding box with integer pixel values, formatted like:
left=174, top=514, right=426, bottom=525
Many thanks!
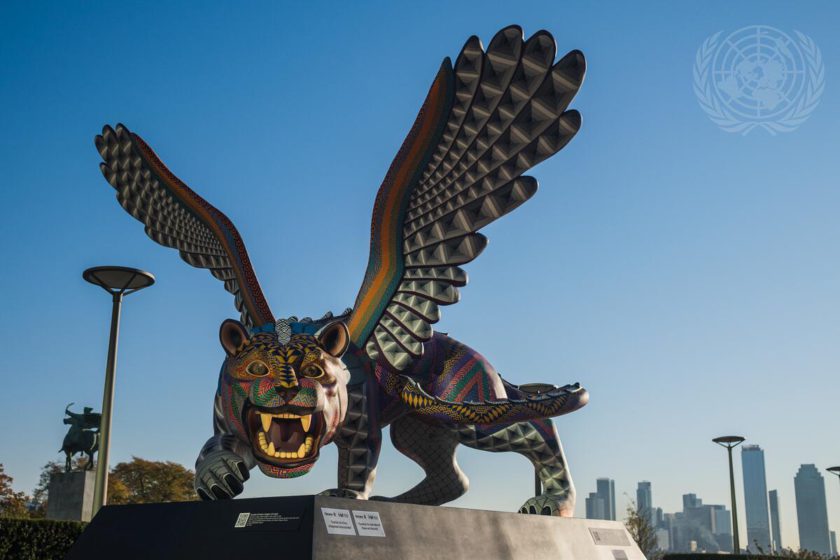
left=363, top=26, right=585, bottom=371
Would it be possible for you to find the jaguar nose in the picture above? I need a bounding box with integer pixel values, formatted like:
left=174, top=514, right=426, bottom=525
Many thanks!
left=274, top=387, right=295, bottom=402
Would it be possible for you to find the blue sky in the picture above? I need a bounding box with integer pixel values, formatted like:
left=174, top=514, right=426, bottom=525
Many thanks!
left=1, top=0, right=838, bottom=548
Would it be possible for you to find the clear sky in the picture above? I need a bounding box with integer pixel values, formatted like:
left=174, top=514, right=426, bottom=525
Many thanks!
left=1, top=0, right=838, bottom=549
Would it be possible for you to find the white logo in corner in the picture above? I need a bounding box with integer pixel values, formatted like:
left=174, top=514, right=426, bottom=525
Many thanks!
left=694, top=25, right=824, bottom=135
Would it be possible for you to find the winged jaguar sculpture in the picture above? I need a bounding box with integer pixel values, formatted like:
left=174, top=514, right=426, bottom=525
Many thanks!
left=95, top=25, right=588, bottom=516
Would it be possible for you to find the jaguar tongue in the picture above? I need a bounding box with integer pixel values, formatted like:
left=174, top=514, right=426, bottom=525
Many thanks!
left=267, top=419, right=304, bottom=451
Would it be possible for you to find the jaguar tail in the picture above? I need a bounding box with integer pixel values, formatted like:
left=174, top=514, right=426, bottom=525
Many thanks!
left=397, top=377, right=588, bottom=425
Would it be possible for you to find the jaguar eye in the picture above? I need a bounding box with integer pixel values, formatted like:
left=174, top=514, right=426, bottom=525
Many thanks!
left=246, top=361, right=269, bottom=376
left=301, top=364, right=324, bottom=378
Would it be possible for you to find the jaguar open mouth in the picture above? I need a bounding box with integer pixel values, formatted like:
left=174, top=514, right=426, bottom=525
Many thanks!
left=245, top=406, right=325, bottom=465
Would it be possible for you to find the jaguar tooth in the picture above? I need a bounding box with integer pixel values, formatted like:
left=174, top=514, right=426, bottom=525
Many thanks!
left=260, top=413, right=272, bottom=432
left=300, top=414, right=312, bottom=432
left=267, top=442, right=275, bottom=455
left=297, top=443, right=306, bottom=456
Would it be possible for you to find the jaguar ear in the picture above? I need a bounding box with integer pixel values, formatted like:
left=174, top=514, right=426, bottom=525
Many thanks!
left=317, top=321, right=350, bottom=358
left=220, top=319, right=250, bottom=357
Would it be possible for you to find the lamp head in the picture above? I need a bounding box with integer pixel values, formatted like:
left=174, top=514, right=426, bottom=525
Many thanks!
left=713, top=435, right=746, bottom=448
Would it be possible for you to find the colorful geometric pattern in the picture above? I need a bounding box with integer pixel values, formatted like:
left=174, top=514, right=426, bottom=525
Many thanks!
left=98, top=25, right=590, bottom=514
left=95, top=124, right=275, bottom=328
left=398, top=376, right=586, bottom=425
left=347, top=62, right=453, bottom=358
left=347, top=25, right=586, bottom=371
left=211, top=326, right=349, bottom=483
left=431, top=338, right=502, bottom=402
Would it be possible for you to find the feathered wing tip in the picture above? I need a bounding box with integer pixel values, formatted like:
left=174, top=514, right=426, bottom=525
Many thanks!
left=95, top=124, right=275, bottom=328
left=348, top=25, right=586, bottom=372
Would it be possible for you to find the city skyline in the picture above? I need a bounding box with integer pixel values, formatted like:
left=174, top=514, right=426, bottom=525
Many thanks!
left=579, top=455, right=838, bottom=553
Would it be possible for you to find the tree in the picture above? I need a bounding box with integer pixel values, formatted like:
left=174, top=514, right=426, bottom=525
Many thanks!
left=0, top=464, right=31, bottom=518
left=107, top=457, right=198, bottom=504
left=624, top=500, right=660, bottom=559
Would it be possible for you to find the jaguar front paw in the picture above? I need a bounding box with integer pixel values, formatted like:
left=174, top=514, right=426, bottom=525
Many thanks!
left=318, top=488, right=365, bottom=499
left=518, top=494, right=574, bottom=517
left=195, top=450, right=250, bottom=501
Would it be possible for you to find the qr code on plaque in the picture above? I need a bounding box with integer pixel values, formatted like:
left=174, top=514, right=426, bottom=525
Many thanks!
left=234, top=513, right=250, bottom=528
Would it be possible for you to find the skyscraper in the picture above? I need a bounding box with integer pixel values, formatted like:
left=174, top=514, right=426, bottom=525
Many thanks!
left=637, top=481, right=653, bottom=524
left=742, top=445, right=772, bottom=551
left=683, top=493, right=700, bottom=509
left=830, top=531, right=837, bottom=556
left=769, top=489, right=782, bottom=551
left=713, top=505, right=734, bottom=553
left=586, top=492, right=606, bottom=520
left=794, top=464, right=831, bottom=555
left=596, top=478, right=616, bottom=520
left=671, top=493, right=732, bottom=552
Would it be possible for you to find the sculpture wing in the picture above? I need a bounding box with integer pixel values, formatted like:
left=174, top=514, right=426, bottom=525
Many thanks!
left=95, top=124, right=275, bottom=328
left=346, top=26, right=585, bottom=370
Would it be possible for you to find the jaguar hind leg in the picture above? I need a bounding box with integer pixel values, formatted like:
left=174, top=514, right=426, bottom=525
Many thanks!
left=375, top=414, right=468, bottom=505
left=456, top=418, right=575, bottom=516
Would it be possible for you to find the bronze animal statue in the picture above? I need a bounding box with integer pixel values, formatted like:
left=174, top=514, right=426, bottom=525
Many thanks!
left=95, top=25, right=588, bottom=516
left=60, top=403, right=100, bottom=472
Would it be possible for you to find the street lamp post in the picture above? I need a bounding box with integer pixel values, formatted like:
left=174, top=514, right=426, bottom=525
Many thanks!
left=83, top=266, right=154, bottom=516
left=827, top=466, right=840, bottom=491
left=713, top=435, right=746, bottom=554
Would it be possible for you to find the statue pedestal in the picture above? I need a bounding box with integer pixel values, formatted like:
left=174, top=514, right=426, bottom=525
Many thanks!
left=66, top=495, right=646, bottom=559
left=46, top=470, right=95, bottom=522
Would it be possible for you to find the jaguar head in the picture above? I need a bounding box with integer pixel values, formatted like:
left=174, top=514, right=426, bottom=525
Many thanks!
left=216, top=319, right=350, bottom=478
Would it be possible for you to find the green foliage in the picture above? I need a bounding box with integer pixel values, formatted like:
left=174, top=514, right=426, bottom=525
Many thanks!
left=0, top=517, right=86, bottom=560
left=749, top=543, right=839, bottom=559
left=107, top=456, right=198, bottom=504
left=625, top=500, right=661, bottom=560
left=0, top=464, right=31, bottom=519
left=0, top=457, right=197, bottom=558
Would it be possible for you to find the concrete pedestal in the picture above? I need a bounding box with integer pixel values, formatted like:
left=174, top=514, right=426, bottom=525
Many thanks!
left=66, top=494, right=647, bottom=559
left=46, top=470, right=95, bottom=522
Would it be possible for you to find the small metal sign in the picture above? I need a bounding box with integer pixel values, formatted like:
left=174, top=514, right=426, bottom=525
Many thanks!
left=352, top=510, right=386, bottom=537
left=321, top=507, right=356, bottom=535
left=589, top=527, right=631, bottom=546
